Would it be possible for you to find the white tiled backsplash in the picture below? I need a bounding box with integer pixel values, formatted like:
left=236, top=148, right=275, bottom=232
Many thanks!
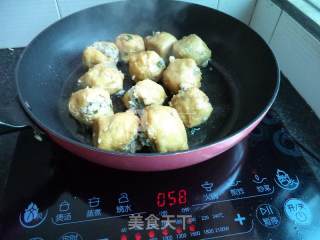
left=0, top=0, right=256, bottom=48
left=0, top=0, right=60, bottom=48
left=250, top=0, right=320, bottom=117
left=56, top=0, right=125, bottom=17
left=1, top=0, right=319, bottom=117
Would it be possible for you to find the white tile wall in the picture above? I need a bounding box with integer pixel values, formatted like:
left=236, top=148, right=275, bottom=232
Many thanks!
left=57, top=0, right=124, bottom=17
left=1, top=0, right=319, bottom=116
left=249, top=0, right=282, bottom=43
left=270, top=12, right=320, bottom=117
left=0, top=0, right=60, bottom=48
left=55, top=0, right=320, bottom=119
left=57, top=0, right=218, bottom=17
left=0, top=0, right=255, bottom=48
left=177, top=0, right=218, bottom=8
left=218, top=0, right=257, bottom=24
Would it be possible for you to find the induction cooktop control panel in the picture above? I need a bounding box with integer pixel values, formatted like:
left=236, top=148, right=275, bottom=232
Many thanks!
left=1, top=111, right=319, bottom=240
left=13, top=164, right=309, bottom=240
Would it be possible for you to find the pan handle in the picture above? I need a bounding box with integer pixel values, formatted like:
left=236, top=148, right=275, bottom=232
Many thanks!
left=0, top=121, right=29, bottom=134
left=0, top=96, right=32, bottom=134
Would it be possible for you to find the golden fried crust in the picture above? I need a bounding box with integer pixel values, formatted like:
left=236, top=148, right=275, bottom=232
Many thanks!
left=128, top=51, right=166, bottom=82
left=82, top=41, right=119, bottom=68
left=68, top=87, right=113, bottom=126
left=122, top=79, right=167, bottom=109
left=115, top=33, right=145, bottom=62
left=79, top=63, right=124, bottom=95
left=170, top=87, right=213, bottom=128
left=83, top=47, right=109, bottom=68
left=145, top=32, right=177, bottom=60
left=141, top=105, right=188, bottom=153
left=172, top=34, right=211, bottom=67
left=162, top=58, right=201, bottom=94
left=92, top=111, right=140, bottom=152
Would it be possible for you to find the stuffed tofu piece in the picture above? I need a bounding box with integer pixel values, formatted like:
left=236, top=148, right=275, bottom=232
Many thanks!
left=145, top=31, right=177, bottom=60
left=78, top=63, right=124, bottom=95
left=93, top=111, right=140, bottom=153
left=172, top=34, right=211, bottom=67
left=115, top=33, right=145, bottom=62
left=82, top=41, right=119, bottom=68
left=170, top=87, right=213, bottom=128
left=162, top=58, right=201, bottom=94
left=123, top=79, right=167, bottom=109
left=128, top=51, right=166, bottom=82
left=68, top=87, right=113, bottom=126
left=141, top=105, right=188, bottom=153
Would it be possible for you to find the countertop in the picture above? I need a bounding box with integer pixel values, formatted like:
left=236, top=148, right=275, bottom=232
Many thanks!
left=0, top=48, right=320, bottom=200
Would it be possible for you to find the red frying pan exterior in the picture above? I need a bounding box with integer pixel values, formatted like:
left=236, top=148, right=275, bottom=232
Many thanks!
left=48, top=113, right=265, bottom=171
left=7, top=0, right=280, bottom=171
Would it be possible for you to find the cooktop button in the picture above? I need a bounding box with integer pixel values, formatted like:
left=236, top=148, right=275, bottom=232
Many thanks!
left=162, top=228, right=169, bottom=236
left=252, top=174, right=267, bottom=184
left=234, top=213, right=246, bottom=225
left=256, top=204, right=281, bottom=228
left=188, top=224, right=196, bottom=232
left=148, top=230, right=155, bottom=238
left=19, top=202, right=48, bottom=229
left=59, top=200, right=70, bottom=212
left=274, top=169, right=299, bottom=191
left=175, top=226, right=183, bottom=234
left=134, top=232, right=142, bottom=240
left=201, top=181, right=214, bottom=192
left=58, top=232, right=83, bottom=240
left=120, top=234, right=128, bottom=240
left=284, top=198, right=312, bottom=225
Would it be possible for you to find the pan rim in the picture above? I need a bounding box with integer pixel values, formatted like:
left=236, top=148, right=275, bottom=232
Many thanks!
left=15, top=0, right=281, bottom=157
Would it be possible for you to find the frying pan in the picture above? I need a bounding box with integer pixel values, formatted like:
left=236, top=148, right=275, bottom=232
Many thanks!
left=0, top=0, right=280, bottom=171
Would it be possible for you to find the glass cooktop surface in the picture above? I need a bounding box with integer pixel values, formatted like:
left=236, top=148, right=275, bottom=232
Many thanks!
left=0, top=110, right=320, bottom=240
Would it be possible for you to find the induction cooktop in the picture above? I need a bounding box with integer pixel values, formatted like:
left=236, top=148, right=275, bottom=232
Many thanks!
left=0, top=110, right=320, bottom=240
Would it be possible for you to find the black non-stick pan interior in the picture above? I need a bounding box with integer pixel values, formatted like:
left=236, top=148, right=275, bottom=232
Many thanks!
left=16, top=0, right=279, bottom=151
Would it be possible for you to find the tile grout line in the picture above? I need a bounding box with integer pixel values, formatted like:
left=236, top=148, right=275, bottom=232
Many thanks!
left=54, top=0, right=62, bottom=19
left=248, top=0, right=259, bottom=26
left=269, top=9, right=283, bottom=43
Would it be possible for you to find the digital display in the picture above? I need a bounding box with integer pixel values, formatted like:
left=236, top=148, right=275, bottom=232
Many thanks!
left=156, top=189, right=187, bottom=208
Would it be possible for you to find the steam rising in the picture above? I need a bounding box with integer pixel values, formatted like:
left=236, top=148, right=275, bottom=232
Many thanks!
left=103, top=0, right=191, bottom=36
